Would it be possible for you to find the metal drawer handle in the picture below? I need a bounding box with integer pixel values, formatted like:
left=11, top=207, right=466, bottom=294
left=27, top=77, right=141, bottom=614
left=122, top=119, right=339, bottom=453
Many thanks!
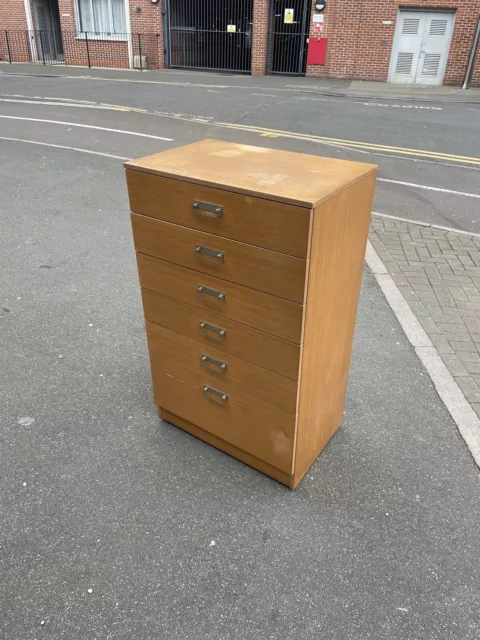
left=199, top=321, right=227, bottom=342
left=196, top=285, right=226, bottom=306
left=195, top=245, right=225, bottom=266
left=201, top=354, right=228, bottom=375
left=202, top=385, right=228, bottom=406
left=193, top=200, right=224, bottom=221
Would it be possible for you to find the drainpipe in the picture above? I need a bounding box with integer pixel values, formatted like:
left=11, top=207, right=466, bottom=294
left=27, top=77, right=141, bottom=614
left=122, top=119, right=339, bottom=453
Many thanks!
left=462, top=16, right=480, bottom=90
left=23, top=0, right=38, bottom=62
left=124, top=0, right=133, bottom=69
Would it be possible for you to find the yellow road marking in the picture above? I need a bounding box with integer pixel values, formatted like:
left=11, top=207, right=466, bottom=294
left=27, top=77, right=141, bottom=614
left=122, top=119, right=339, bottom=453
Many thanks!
left=2, top=93, right=478, bottom=166
left=215, top=121, right=480, bottom=165
left=44, top=96, right=96, bottom=104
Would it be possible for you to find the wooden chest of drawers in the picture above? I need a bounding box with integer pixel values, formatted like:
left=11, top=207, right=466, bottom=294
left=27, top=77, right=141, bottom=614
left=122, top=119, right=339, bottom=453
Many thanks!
left=125, top=140, right=377, bottom=488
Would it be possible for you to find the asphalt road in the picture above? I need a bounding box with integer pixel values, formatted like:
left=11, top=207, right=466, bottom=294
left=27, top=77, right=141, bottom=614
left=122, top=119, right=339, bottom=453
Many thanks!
left=1, top=68, right=480, bottom=639
left=0, top=67, right=479, bottom=231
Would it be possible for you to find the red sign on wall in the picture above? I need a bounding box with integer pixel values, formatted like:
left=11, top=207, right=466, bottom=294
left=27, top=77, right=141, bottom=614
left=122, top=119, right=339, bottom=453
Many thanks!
left=307, top=37, right=327, bottom=65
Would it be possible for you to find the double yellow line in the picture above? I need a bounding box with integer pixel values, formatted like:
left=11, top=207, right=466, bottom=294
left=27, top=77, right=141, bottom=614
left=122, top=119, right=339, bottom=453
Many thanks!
left=215, top=121, right=480, bottom=166
left=3, top=93, right=478, bottom=166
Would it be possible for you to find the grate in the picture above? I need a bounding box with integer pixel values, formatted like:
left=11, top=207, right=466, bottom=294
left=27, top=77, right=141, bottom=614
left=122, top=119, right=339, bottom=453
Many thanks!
left=395, top=51, right=414, bottom=75
left=267, top=0, right=311, bottom=75
left=166, top=0, right=253, bottom=73
left=429, top=19, right=448, bottom=37
left=421, top=53, right=441, bottom=77
left=402, top=18, right=420, bottom=36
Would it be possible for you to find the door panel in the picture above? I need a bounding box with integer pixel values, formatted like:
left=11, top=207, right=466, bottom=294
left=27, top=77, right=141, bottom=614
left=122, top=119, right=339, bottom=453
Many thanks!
left=34, top=0, right=64, bottom=62
left=388, top=12, right=424, bottom=84
left=388, top=10, right=454, bottom=86
left=415, top=13, right=454, bottom=85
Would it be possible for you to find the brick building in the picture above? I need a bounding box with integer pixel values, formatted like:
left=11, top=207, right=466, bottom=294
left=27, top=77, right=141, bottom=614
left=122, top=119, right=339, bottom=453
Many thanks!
left=1, top=0, right=478, bottom=86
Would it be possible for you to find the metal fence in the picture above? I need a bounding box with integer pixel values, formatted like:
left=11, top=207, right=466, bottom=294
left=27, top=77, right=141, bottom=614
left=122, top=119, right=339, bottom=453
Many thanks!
left=166, top=0, right=253, bottom=73
left=267, top=0, right=311, bottom=75
left=0, top=30, right=161, bottom=70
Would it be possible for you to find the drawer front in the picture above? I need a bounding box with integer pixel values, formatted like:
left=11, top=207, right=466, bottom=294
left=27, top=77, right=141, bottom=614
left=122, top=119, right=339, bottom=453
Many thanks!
left=126, top=170, right=311, bottom=259
left=147, top=325, right=296, bottom=473
left=146, top=322, right=298, bottom=415
left=154, top=371, right=295, bottom=473
left=142, top=289, right=301, bottom=381
left=132, top=214, right=307, bottom=304
left=137, top=253, right=303, bottom=344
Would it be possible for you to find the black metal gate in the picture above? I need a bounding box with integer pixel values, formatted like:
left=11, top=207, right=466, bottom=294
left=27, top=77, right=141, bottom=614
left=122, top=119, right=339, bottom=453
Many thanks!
left=165, top=0, right=253, bottom=73
left=268, top=0, right=311, bottom=75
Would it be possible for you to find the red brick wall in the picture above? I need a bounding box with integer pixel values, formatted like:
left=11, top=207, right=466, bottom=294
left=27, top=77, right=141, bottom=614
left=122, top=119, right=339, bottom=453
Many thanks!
left=0, top=0, right=28, bottom=30
left=252, top=0, right=269, bottom=75
left=305, top=0, right=480, bottom=86
left=129, top=0, right=164, bottom=69
left=0, top=0, right=164, bottom=69
left=0, top=0, right=31, bottom=62
left=1, top=0, right=477, bottom=84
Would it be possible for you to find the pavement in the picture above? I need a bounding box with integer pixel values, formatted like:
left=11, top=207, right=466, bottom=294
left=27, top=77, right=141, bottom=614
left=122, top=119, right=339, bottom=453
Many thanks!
left=1, top=66, right=480, bottom=639
left=2, top=62, right=480, bottom=103
left=370, top=217, right=480, bottom=419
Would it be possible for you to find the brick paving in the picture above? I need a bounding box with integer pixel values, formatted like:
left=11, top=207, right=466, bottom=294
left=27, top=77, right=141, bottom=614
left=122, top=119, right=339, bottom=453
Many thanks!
left=369, top=216, right=480, bottom=418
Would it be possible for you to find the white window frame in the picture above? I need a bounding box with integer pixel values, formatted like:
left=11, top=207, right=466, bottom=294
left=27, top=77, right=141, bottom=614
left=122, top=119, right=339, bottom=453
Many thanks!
left=73, top=0, right=130, bottom=41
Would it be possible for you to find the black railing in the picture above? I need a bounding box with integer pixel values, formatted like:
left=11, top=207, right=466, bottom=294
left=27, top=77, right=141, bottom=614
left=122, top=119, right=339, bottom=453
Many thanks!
left=166, top=0, right=253, bottom=73
left=267, top=0, right=311, bottom=75
left=0, top=30, right=161, bottom=70
left=170, top=29, right=251, bottom=72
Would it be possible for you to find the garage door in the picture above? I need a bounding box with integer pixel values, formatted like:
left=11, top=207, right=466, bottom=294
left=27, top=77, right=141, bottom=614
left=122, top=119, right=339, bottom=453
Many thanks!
left=165, top=0, right=253, bottom=73
left=388, top=11, right=455, bottom=85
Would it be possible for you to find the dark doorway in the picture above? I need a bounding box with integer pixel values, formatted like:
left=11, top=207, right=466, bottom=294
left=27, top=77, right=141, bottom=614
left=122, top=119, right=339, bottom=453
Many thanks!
left=33, top=0, right=64, bottom=62
left=165, top=0, right=253, bottom=73
left=268, top=0, right=311, bottom=75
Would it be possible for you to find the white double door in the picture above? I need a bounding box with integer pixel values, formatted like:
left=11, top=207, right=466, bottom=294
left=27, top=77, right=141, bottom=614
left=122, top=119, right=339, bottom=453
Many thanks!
left=388, top=10, right=455, bottom=85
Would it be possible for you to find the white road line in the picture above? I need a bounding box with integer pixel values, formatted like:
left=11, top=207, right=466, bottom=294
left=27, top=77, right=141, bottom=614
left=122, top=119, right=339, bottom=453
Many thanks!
left=0, top=136, right=127, bottom=160
left=252, top=93, right=277, bottom=98
left=0, top=97, right=127, bottom=110
left=366, top=240, right=480, bottom=468
left=378, top=177, right=480, bottom=199
left=0, top=115, right=174, bottom=141
left=357, top=101, right=443, bottom=110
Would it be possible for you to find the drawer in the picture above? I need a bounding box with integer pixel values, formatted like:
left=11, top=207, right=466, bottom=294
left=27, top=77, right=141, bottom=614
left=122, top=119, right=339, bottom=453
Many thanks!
left=147, top=323, right=297, bottom=473
left=132, top=214, right=307, bottom=304
left=146, top=322, right=298, bottom=414
left=137, top=253, right=303, bottom=344
left=126, top=170, right=311, bottom=259
left=142, top=289, right=301, bottom=381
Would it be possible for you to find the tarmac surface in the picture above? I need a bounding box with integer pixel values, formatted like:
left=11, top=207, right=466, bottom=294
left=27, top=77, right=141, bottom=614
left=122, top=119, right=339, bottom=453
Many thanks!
left=1, top=67, right=480, bottom=639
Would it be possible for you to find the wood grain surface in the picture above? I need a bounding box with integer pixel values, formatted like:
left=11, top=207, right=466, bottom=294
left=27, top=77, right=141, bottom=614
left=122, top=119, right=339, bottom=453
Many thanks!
left=160, top=409, right=293, bottom=486
left=142, top=289, right=301, bottom=380
left=146, top=325, right=297, bottom=473
left=126, top=170, right=311, bottom=258
left=125, top=140, right=378, bottom=208
left=146, top=322, right=298, bottom=416
left=132, top=214, right=307, bottom=303
left=292, top=171, right=377, bottom=487
left=137, top=253, right=304, bottom=343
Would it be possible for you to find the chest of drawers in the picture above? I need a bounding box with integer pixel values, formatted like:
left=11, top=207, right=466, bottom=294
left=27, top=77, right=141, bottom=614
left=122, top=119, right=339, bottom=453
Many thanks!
left=125, top=140, right=377, bottom=488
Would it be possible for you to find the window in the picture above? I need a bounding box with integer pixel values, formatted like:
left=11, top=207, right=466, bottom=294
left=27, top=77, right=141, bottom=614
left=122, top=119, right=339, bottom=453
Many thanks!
left=76, top=0, right=127, bottom=35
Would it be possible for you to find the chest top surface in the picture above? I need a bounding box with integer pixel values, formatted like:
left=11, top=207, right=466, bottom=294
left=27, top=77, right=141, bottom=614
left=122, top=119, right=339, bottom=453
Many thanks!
left=125, top=140, right=377, bottom=208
